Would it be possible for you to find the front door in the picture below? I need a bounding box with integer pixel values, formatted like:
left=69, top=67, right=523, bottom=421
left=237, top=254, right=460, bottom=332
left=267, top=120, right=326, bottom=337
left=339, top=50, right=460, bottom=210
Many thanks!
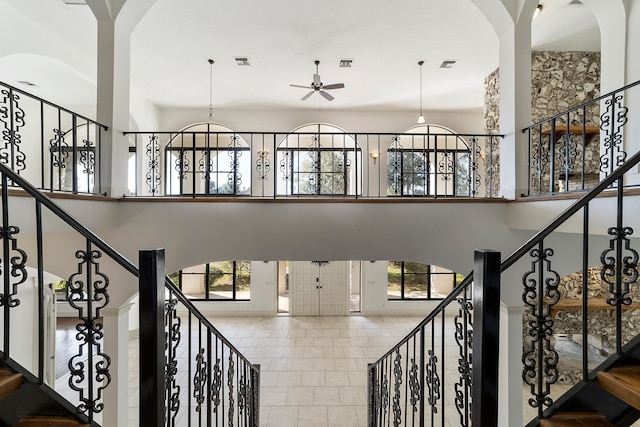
left=290, top=261, right=348, bottom=316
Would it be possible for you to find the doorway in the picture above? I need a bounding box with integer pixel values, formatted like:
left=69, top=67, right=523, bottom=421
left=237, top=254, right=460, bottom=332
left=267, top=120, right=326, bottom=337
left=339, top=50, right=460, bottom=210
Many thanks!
left=289, top=261, right=349, bottom=316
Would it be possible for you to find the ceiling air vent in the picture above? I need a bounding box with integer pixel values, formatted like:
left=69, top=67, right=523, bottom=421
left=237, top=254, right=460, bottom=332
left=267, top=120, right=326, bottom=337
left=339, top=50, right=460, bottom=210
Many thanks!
left=439, top=60, right=457, bottom=69
left=339, top=59, right=353, bottom=68
left=234, top=57, right=250, bottom=66
left=61, top=0, right=87, bottom=4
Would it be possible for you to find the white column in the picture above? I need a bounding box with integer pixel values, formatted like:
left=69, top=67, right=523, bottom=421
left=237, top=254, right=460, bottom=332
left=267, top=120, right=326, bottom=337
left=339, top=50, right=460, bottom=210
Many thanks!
left=102, top=302, right=134, bottom=427
left=499, top=303, right=525, bottom=427
left=87, top=0, right=157, bottom=197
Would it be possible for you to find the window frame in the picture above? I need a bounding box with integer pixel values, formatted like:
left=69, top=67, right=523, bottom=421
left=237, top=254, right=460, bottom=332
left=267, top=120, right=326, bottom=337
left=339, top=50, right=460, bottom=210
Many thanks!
left=173, top=260, right=251, bottom=301
left=387, top=261, right=459, bottom=300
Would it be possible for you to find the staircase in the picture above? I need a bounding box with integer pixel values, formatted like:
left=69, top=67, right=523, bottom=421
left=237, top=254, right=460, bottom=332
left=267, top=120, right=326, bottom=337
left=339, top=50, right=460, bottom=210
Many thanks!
left=0, top=367, right=89, bottom=426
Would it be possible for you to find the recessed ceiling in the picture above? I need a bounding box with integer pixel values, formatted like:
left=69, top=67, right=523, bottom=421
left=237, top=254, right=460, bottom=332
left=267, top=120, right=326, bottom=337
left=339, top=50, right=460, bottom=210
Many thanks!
left=0, top=0, right=600, bottom=113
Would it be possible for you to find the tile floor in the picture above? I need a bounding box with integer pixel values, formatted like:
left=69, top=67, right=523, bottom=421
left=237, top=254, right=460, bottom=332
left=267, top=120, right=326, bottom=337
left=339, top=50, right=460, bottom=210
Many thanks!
left=53, top=315, right=607, bottom=427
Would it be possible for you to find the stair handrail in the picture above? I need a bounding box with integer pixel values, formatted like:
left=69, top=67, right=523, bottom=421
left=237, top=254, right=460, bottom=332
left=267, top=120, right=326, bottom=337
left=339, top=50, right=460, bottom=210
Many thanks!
left=1, top=163, right=254, bottom=358
left=522, top=79, right=640, bottom=132
left=1, top=163, right=260, bottom=425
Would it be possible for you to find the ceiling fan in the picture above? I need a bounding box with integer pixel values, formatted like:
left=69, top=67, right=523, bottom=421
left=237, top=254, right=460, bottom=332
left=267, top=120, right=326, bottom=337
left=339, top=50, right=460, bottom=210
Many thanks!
left=290, top=60, right=345, bottom=101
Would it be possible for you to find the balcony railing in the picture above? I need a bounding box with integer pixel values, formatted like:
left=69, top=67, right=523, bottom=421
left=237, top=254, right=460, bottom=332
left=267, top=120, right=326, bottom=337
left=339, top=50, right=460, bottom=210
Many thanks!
left=0, top=81, right=107, bottom=195
left=125, top=129, right=502, bottom=199
left=522, top=79, right=640, bottom=196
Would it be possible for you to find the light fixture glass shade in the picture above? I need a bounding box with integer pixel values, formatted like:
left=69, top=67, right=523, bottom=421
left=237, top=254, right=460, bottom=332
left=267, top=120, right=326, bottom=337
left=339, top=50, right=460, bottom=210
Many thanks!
left=417, top=115, right=425, bottom=124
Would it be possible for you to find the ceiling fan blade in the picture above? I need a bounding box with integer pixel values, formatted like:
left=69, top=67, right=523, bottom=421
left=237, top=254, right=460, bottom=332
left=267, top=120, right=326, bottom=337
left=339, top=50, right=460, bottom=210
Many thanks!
left=290, top=84, right=312, bottom=89
left=301, top=91, right=315, bottom=101
left=319, top=90, right=334, bottom=101
left=322, top=83, right=344, bottom=90
left=313, top=73, right=321, bottom=86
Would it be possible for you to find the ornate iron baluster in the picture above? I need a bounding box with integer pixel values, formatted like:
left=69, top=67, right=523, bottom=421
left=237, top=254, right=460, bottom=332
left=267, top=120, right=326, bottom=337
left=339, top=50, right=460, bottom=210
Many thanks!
left=67, top=244, right=111, bottom=421
left=392, top=349, right=402, bottom=427
left=279, top=151, right=292, bottom=182
left=256, top=150, right=270, bottom=181
left=308, top=135, right=321, bottom=194
left=145, top=135, right=161, bottom=195
left=522, top=246, right=560, bottom=416
left=426, top=350, right=440, bottom=413
left=408, top=358, right=420, bottom=414
left=454, top=294, right=473, bottom=426
left=531, top=132, right=549, bottom=194
left=193, top=348, right=207, bottom=412
left=557, top=133, right=578, bottom=185
left=600, top=94, right=628, bottom=175
left=79, top=138, right=95, bottom=178
left=0, top=225, right=27, bottom=308
left=0, top=89, right=26, bottom=173
left=174, top=150, right=189, bottom=180
left=470, top=136, right=480, bottom=196
left=388, top=136, right=403, bottom=196
left=228, top=135, right=242, bottom=192
left=228, top=351, right=235, bottom=426
left=212, top=358, right=222, bottom=413
left=164, top=298, right=180, bottom=425
left=50, top=129, right=69, bottom=185
left=381, top=371, right=389, bottom=423
left=601, top=226, right=639, bottom=307
left=438, top=151, right=454, bottom=182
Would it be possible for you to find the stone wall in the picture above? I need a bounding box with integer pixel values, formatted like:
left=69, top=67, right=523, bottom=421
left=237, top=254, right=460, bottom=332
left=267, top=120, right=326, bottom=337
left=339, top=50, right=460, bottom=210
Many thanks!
left=483, top=51, right=601, bottom=196
left=483, top=68, right=500, bottom=197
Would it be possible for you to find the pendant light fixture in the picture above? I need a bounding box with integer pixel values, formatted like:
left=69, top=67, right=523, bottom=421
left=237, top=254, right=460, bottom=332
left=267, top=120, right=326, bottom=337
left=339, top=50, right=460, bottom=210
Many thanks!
left=417, top=60, right=425, bottom=124
left=208, top=59, right=214, bottom=120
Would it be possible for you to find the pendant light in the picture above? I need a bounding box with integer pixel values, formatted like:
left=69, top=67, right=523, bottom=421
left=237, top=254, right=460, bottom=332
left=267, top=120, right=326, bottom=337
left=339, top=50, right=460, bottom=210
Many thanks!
left=208, top=59, right=214, bottom=120
left=417, top=60, right=425, bottom=124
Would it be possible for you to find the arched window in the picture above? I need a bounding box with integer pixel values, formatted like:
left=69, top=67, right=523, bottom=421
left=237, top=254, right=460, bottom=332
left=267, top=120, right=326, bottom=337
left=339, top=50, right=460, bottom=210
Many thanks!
left=277, top=123, right=362, bottom=196
left=387, top=124, right=480, bottom=197
left=164, top=122, right=251, bottom=196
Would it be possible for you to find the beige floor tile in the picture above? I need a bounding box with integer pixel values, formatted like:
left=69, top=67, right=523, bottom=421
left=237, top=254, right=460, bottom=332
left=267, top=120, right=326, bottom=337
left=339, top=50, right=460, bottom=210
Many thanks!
left=298, top=406, right=329, bottom=427
left=267, top=406, right=299, bottom=427
left=328, top=405, right=359, bottom=427
left=325, top=371, right=351, bottom=386
left=285, top=386, right=315, bottom=406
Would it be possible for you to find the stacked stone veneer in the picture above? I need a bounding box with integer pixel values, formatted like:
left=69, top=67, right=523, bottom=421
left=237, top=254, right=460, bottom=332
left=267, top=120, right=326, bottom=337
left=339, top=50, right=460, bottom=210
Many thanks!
left=483, top=51, right=601, bottom=196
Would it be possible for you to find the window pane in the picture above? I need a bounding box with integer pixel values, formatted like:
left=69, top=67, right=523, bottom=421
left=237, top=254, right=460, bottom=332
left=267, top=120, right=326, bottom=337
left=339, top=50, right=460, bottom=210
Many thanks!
left=387, top=261, right=402, bottom=299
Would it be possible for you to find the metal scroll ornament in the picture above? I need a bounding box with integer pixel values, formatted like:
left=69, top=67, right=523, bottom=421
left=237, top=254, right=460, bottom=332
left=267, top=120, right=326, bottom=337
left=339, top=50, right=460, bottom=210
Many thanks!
left=426, top=349, right=441, bottom=413
left=601, top=226, right=639, bottom=306
left=256, top=150, right=270, bottom=181
left=79, top=137, right=95, bottom=177
left=50, top=129, right=69, bottom=172
left=212, top=358, right=222, bottom=413
left=557, top=133, right=578, bottom=178
left=454, top=295, right=473, bottom=425
left=0, top=89, right=26, bottom=173
left=67, top=246, right=111, bottom=419
left=164, top=297, right=181, bottom=423
left=145, top=134, right=161, bottom=195
left=470, top=136, right=481, bottom=196
left=392, top=349, right=402, bottom=427
left=193, top=348, right=207, bottom=412
left=438, top=151, right=454, bottom=182
left=522, top=246, right=560, bottom=413
left=228, top=352, right=235, bottom=424
left=228, top=135, right=243, bottom=190
left=600, top=94, right=629, bottom=175
left=388, top=136, right=403, bottom=196
left=408, top=358, right=420, bottom=413
left=0, top=225, right=27, bottom=308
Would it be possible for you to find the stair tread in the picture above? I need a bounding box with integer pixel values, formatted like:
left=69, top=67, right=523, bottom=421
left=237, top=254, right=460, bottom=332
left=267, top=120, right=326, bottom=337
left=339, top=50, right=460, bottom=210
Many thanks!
left=597, top=365, right=640, bottom=411
left=0, top=368, right=23, bottom=400
left=540, top=412, right=614, bottom=427
left=16, top=416, right=90, bottom=426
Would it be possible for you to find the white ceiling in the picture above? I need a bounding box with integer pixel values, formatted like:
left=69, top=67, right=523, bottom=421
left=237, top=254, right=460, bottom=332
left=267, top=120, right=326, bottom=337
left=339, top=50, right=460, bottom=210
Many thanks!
left=1, top=0, right=600, bottom=113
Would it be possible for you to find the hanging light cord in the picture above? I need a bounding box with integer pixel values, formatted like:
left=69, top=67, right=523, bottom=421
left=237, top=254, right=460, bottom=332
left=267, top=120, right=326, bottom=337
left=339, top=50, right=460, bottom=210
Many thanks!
left=208, top=59, right=214, bottom=119
left=419, top=60, right=424, bottom=117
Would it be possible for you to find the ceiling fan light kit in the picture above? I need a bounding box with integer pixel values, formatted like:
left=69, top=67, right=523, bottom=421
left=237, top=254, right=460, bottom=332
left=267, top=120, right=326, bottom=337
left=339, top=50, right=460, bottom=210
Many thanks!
left=290, top=60, right=345, bottom=101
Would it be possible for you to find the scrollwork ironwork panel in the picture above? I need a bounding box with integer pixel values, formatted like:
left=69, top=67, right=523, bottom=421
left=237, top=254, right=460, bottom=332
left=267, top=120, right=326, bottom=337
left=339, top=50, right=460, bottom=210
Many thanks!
left=557, top=133, right=578, bottom=177
left=600, top=94, right=629, bottom=175
left=227, top=351, right=235, bottom=425
left=601, top=226, right=639, bottom=306
left=392, top=349, right=402, bottom=427
left=408, top=358, right=420, bottom=414
left=0, top=89, right=26, bottom=173
left=145, top=135, right=161, bottom=195
left=50, top=129, right=69, bottom=174
left=522, top=246, right=560, bottom=415
left=438, top=151, right=454, bottom=182
left=426, top=350, right=440, bottom=414
left=212, top=358, right=222, bottom=413
left=256, top=151, right=270, bottom=181
left=66, top=244, right=111, bottom=420
left=454, top=295, right=473, bottom=426
left=164, top=297, right=181, bottom=424
left=193, top=348, right=207, bottom=412
left=0, top=225, right=27, bottom=308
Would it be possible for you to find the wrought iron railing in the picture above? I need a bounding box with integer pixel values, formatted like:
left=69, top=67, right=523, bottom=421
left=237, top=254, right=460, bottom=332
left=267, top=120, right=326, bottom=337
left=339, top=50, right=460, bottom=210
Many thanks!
left=522, top=79, right=640, bottom=196
left=367, top=250, right=501, bottom=427
left=125, top=129, right=502, bottom=199
left=510, top=145, right=640, bottom=424
left=369, top=134, right=640, bottom=426
left=0, top=81, right=107, bottom=195
left=0, top=163, right=260, bottom=426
